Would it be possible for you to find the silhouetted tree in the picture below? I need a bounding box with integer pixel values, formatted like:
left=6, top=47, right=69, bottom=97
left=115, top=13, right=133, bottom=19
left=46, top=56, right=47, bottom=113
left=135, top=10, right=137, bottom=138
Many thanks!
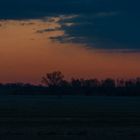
left=116, top=79, right=125, bottom=87
left=71, top=78, right=82, bottom=88
left=0, top=71, right=139, bottom=96
left=101, top=78, right=116, bottom=88
left=125, top=80, right=135, bottom=88
left=42, top=71, right=64, bottom=87
left=82, top=79, right=100, bottom=88
left=136, top=78, right=140, bottom=87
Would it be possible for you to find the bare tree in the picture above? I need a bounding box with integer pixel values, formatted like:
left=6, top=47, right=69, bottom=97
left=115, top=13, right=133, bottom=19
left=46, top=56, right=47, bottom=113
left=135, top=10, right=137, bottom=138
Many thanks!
left=42, top=71, right=64, bottom=87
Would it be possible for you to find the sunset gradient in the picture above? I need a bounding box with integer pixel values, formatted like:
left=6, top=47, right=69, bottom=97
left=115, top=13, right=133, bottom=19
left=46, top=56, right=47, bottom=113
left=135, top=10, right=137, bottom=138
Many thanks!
left=0, top=18, right=140, bottom=84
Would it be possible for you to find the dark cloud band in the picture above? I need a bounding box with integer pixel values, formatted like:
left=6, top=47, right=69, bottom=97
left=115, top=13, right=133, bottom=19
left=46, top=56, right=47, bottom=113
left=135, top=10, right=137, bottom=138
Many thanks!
left=0, top=0, right=140, bottom=50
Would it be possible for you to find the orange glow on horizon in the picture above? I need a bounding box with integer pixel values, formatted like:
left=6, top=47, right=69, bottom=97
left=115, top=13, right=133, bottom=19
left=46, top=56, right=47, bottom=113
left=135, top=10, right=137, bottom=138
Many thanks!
left=0, top=19, right=140, bottom=84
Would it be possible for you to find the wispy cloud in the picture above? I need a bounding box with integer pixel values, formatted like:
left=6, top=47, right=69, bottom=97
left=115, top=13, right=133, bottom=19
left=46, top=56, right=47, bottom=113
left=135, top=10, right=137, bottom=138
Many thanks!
left=36, top=28, right=59, bottom=33
left=95, top=12, right=120, bottom=17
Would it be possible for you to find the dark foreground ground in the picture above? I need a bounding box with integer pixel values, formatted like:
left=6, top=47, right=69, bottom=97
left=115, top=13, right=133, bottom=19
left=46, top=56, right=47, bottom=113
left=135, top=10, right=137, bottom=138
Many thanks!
left=0, top=95, right=140, bottom=139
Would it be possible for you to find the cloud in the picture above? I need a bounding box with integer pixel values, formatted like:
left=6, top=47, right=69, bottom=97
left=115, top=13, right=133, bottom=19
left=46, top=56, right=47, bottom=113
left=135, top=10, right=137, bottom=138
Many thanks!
left=20, top=22, right=35, bottom=26
left=36, top=28, right=59, bottom=33
left=95, top=12, right=120, bottom=17
left=0, top=0, right=140, bottom=50
left=49, top=12, right=140, bottom=50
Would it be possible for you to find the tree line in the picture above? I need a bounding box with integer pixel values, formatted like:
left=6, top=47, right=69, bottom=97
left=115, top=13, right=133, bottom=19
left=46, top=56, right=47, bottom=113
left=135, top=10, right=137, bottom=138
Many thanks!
left=0, top=71, right=140, bottom=96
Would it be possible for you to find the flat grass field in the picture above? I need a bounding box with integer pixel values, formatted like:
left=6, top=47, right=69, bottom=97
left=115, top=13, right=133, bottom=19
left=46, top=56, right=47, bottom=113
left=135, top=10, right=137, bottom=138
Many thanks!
left=0, top=95, right=140, bottom=140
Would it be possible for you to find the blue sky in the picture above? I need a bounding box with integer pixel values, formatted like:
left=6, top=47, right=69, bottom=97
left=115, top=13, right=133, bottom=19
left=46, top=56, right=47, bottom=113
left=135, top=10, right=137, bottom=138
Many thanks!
left=0, top=0, right=140, bottom=50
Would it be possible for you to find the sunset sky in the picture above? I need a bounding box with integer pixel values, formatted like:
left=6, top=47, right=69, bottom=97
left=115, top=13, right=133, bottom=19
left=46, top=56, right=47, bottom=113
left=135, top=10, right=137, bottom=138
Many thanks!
left=0, top=0, right=140, bottom=84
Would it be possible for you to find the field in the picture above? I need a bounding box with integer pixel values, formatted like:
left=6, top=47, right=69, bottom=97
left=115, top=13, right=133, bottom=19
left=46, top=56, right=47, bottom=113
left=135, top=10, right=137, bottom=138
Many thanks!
left=0, top=95, right=140, bottom=139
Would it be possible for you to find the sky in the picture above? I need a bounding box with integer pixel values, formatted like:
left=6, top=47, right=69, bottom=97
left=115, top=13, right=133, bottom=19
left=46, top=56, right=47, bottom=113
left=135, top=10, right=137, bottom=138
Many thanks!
left=0, top=0, right=140, bottom=84
left=1, top=0, right=140, bottom=49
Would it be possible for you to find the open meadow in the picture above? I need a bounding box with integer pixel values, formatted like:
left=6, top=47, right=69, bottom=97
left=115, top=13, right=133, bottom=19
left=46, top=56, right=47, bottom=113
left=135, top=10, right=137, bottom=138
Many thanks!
left=0, top=95, right=140, bottom=139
